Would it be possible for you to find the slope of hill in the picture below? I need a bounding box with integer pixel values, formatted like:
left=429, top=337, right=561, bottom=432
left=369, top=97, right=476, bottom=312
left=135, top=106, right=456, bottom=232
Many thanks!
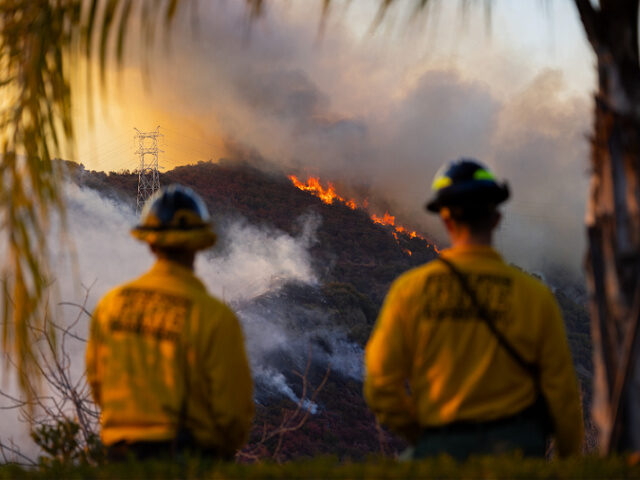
left=67, top=159, right=594, bottom=458
left=75, top=160, right=439, bottom=303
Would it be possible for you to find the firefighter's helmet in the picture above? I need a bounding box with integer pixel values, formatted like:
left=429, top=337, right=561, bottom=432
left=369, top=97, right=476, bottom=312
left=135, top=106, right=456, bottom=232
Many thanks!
left=131, top=184, right=217, bottom=250
left=425, top=158, right=509, bottom=213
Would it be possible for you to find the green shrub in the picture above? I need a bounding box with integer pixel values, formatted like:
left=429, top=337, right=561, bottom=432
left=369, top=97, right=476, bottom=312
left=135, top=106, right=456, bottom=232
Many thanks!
left=30, top=418, right=104, bottom=467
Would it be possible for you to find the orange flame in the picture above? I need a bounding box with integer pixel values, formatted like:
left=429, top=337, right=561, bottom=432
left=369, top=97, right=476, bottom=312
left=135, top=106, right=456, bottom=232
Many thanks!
left=289, top=174, right=439, bottom=254
left=372, top=212, right=426, bottom=244
left=371, top=212, right=395, bottom=226
left=289, top=175, right=357, bottom=210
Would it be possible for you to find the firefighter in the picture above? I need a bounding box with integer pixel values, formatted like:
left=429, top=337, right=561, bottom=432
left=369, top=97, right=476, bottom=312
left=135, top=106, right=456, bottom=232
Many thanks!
left=86, top=184, right=254, bottom=460
left=364, top=159, right=583, bottom=460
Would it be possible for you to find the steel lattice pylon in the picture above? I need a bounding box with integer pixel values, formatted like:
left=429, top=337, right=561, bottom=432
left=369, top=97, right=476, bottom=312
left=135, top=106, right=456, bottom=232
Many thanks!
left=134, top=126, right=163, bottom=214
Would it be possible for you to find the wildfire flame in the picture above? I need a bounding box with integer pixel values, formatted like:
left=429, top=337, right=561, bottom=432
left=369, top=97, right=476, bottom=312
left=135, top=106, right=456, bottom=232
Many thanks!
left=288, top=175, right=440, bottom=254
left=288, top=175, right=357, bottom=210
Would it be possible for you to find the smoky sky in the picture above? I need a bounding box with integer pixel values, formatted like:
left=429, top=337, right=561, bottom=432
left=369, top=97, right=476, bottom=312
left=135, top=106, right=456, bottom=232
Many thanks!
left=112, top=1, right=592, bottom=281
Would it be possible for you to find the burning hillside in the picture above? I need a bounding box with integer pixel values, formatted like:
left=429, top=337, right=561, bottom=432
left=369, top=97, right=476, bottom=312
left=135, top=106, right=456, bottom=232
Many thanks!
left=81, top=161, right=441, bottom=305
left=288, top=175, right=439, bottom=253
left=288, top=175, right=358, bottom=210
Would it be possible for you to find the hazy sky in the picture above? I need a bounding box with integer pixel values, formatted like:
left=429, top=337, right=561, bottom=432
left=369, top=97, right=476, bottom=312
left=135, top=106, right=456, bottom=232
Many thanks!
left=75, top=0, right=593, bottom=168
left=72, top=0, right=595, bottom=279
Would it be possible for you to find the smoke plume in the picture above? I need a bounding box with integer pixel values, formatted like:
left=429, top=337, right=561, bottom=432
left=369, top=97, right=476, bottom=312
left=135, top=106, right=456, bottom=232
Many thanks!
left=85, top=0, right=593, bottom=282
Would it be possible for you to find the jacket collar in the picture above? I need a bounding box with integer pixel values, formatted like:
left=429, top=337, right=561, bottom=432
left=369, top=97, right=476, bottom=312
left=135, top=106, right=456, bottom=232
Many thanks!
left=148, top=258, right=207, bottom=291
left=440, top=244, right=503, bottom=262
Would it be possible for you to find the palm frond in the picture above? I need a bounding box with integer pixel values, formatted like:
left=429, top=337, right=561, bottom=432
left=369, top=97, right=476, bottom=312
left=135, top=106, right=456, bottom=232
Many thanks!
left=0, top=0, right=182, bottom=405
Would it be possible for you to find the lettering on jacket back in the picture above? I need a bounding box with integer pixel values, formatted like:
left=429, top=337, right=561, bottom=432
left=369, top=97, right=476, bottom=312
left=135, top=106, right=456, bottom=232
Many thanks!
left=422, top=272, right=513, bottom=324
left=108, top=288, right=192, bottom=341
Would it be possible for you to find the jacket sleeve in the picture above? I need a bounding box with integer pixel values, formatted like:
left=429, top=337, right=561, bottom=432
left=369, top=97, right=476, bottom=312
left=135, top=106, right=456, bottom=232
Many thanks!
left=85, top=299, right=104, bottom=407
left=538, top=291, right=584, bottom=456
left=204, top=306, right=254, bottom=455
left=364, top=278, right=418, bottom=439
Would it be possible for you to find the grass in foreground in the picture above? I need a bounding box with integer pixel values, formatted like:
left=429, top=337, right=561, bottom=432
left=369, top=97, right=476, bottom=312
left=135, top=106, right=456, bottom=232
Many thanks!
left=1, top=455, right=640, bottom=479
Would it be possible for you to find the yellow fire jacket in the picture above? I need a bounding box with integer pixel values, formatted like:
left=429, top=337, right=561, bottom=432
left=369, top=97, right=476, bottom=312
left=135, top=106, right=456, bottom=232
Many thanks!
left=364, top=245, right=583, bottom=456
left=86, top=259, right=254, bottom=455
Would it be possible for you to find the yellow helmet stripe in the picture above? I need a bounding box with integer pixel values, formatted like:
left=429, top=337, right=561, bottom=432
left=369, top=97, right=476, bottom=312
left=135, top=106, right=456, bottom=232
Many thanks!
left=432, top=176, right=453, bottom=191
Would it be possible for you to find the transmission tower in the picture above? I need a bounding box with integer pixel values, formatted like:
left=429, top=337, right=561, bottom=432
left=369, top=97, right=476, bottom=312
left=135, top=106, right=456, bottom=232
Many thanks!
left=134, top=126, right=163, bottom=213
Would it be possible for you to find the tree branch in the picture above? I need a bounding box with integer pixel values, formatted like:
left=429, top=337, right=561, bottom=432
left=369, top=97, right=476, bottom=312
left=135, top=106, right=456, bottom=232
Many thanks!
left=0, top=440, right=37, bottom=467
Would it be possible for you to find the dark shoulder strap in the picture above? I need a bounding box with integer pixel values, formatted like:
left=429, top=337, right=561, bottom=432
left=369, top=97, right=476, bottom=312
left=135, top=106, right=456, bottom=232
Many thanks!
left=437, top=256, right=540, bottom=382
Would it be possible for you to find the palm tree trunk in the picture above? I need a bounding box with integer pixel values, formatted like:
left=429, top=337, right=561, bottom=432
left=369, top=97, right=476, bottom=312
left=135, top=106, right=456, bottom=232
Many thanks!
left=577, top=0, right=640, bottom=453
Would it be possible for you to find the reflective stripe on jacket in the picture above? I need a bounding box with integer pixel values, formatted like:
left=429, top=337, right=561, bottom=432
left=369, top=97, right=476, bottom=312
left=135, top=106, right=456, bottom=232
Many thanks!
left=86, top=259, right=254, bottom=455
left=364, top=245, right=583, bottom=456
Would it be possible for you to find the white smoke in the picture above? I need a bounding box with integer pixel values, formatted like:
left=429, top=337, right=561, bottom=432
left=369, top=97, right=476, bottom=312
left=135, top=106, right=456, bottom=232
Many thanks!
left=253, top=368, right=318, bottom=414
left=197, top=215, right=318, bottom=302
left=53, top=182, right=317, bottom=308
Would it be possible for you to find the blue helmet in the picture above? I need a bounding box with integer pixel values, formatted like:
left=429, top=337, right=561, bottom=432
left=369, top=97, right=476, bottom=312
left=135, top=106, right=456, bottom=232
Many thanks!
left=131, top=184, right=217, bottom=250
left=425, top=158, right=509, bottom=213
